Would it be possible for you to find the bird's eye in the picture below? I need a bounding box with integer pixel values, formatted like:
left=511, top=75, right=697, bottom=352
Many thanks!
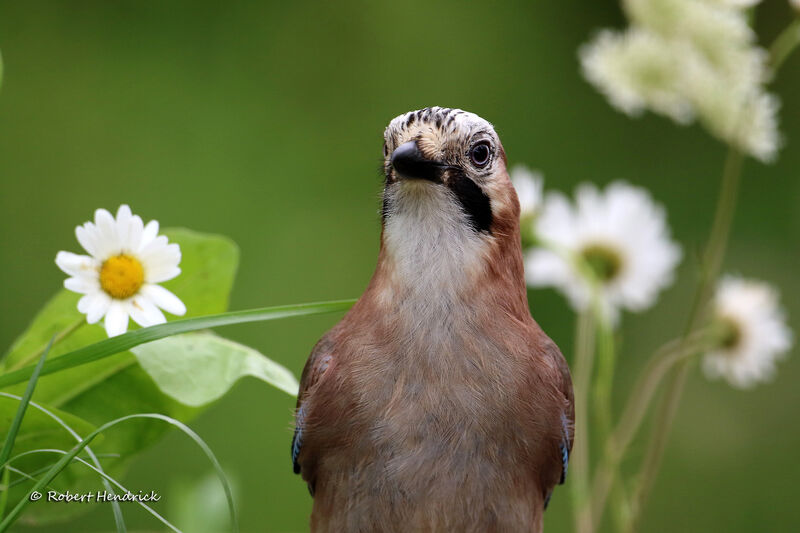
left=469, top=142, right=491, bottom=167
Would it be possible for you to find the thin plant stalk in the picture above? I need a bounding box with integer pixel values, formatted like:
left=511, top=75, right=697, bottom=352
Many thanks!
left=628, top=24, right=800, bottom=526
left=591, top=317, right=615, bottom=471
left=769, top=16, right=800, bottom=76
left=591, top=17, right=800, bottom=531
left=588, top=332, right=711, bottom=529
left=571, top=310, right=596, bottom=533
left=626, top=145, right=743, bottom=530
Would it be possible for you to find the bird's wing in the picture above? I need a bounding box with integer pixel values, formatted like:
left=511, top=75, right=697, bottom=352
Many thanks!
left=541, top=338, right=574, bottom=509
left=292, top=334, right=336, bottom=476
left=550, top=339, right=574, bottom=485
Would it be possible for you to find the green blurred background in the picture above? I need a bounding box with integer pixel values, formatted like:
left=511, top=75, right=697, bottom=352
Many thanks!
left=1, top=1, right=798, bottom=532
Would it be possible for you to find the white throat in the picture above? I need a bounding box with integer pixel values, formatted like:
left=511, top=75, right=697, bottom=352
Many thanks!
left=382, top=182, right=489, bottom=305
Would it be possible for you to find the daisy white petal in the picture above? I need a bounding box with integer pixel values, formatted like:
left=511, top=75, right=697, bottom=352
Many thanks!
left=138, top=235, right=170, bottom=258
left=141, top=284, right=186, bottom=316
left=115, top=205, right=134, bottom=250
left=77, top=294, right=93, bottom=314
left=139, top=220, right=160, bottom=250
left=129, top=295, right=167, bottom=328
left=85, top=292, right=112, bottom=324
left=75, top=224, right=99, bottom=257
left=104, top=301, right=130, bottom=337
left=146, top=266, right=181, bottom=284
left=126, top=214, right=145, bottom=252
left=141, top=243, right=181, bottom=283
left=64, top=276, right=100, bottom=294
left=55, top=251, right=98, bottom=278
left=93, top=208, right=120, bottom=257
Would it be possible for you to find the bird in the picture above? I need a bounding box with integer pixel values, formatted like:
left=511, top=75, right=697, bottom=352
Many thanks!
left=292, top=107, right=574, bottom=533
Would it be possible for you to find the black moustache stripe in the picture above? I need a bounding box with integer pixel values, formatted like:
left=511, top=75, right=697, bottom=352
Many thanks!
left=380, top=170, right=493, bottom=235
left=448, top=171, right=493, bottom=234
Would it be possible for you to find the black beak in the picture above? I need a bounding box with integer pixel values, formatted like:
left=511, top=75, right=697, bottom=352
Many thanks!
left=390, top=141, right=442, bottom=182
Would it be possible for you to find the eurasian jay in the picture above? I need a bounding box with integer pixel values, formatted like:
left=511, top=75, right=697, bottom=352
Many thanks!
left=292, top=107, right=574, bottom=533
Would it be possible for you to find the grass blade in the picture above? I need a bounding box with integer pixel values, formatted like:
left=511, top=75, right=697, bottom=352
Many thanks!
left=0, top=336, right=52, bottom=469
left=0, top=336, right=52, bottom=526
left=0, top=392, right=126, bottom=532
left=0, top=299, right=355, bottom=389
left=4, top=450, right=181, bottom=533
left=0, top=413, right=238, bottom=533
left=0, top=467, right=8, bottom=519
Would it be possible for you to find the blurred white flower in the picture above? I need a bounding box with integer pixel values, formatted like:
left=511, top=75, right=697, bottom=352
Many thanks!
left=525, top=181, right=681, bottom=323
left=56, top=205, right=186, bottom=337
left=580, top=0, right=780, bottom=161
left=703, top=276, right=792, bottom=388
left=510, top=165, right=544, bottom=247
left=703, top=0, right=761, bottom=6
left=791, top=0, right=800, bottom=11
left=580, top=28, right=694, bottom=123
left=511, top=165, right=544, bottom=218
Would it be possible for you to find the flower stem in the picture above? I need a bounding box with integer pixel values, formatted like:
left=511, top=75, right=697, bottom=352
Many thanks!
left=588, top=332, right=711, bottom=529
left=769, top=17, right=800, bottom=75
left=572, top=310, right=596, bottom=533
left=626, top=144, right=743, bottom=530
left=591, top=312, right=618, bottom=527
left=613, top=17, right=800, bottom=523
left=591, top=317, right=615, bottom=457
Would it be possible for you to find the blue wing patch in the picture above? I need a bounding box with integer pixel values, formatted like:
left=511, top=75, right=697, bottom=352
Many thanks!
left=292, top=404, right=306, bottom=474
left=545, top=412, right=572, bottom=510
left=559, top=411, right=570, bottom=484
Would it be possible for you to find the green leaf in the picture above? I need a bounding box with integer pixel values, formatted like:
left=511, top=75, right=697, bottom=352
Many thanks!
left=132, top=332, right=299, bottom=406
left=0, top=228, right=239, bottom=523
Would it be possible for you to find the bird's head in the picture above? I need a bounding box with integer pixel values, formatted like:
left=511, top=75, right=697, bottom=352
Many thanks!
left=376, top=107, right=526, bottom=310
left=381, top=107, right=519, bottom=236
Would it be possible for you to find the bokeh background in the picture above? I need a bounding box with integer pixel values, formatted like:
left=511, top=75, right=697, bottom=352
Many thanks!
left=1, top=1, right=798, bottom=532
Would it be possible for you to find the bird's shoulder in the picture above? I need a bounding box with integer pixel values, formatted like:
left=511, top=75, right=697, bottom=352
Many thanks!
left=521, top=322, right=574, bottom=493
left=297, top=329, right=340, bottom=408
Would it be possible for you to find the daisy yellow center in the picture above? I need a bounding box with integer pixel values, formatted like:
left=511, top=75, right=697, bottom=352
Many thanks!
left=717, top=316, right=743, bottom=352
left=99, top=254, right=144, bottom=299
left=580, top=244, right=623, bottom=283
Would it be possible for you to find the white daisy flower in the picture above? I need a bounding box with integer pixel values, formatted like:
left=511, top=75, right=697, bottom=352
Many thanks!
left=55, top=205, right=186, bottom=337
left=525, top=181, right=682, bottom=324
left=703, top=276, right=793, bottom=388
left=510, top=165, right=544, bottom=247
left=791, top=0, right=800, bottom=11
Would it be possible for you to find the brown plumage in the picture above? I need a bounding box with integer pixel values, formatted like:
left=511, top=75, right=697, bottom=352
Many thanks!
left=292, top=107, right=574, bottom=532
